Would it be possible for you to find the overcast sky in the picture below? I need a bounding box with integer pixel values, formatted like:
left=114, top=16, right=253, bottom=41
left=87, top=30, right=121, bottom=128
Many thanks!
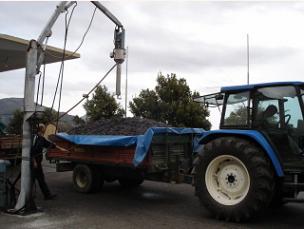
left=1, top=1, right=304, bottom=129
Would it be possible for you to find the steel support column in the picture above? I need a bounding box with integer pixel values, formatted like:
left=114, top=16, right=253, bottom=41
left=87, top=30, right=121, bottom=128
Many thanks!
left=14, top=40, right=38, bottom=211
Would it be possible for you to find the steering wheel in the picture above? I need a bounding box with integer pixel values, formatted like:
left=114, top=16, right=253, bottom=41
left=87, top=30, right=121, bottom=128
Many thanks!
left=284, top=114, right=291, bottom=126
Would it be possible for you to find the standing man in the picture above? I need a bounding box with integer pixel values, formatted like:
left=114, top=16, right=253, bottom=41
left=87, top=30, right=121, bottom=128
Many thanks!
left=32, top=123, right=56, bottom=200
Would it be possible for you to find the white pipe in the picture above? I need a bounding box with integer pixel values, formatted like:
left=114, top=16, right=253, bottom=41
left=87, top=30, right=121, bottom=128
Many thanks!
left=116, top=64, right=121, bottom=97
left=37, top=1, right=70, bottom=44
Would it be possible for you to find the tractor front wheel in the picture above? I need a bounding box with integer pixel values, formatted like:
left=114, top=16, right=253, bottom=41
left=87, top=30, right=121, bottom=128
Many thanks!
left=195, top=137, right=274, bottom=222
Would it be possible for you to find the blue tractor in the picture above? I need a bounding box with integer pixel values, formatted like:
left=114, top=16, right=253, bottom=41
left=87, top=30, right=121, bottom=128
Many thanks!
left=194, top=81, right=304, bottom=222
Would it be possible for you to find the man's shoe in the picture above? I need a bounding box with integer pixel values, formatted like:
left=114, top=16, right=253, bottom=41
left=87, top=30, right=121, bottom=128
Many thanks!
left=44, top=194, right=57, bottom=200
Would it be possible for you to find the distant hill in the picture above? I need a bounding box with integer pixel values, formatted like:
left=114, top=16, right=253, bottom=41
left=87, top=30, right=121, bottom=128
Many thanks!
left=0, top=97, right=76, bottom=128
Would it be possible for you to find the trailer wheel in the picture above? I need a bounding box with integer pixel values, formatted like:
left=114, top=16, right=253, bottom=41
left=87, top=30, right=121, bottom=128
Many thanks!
left=73, top=164, right=103, bottom=193
left=195, top=137, right=274, bottom=222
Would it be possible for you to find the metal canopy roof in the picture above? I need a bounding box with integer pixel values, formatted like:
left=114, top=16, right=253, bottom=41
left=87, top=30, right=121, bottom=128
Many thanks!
left=0, top=34, right=80, bottom=72
left=221, top=81, right=304, bottom=93
left=194, top=92, right=224, bottom=107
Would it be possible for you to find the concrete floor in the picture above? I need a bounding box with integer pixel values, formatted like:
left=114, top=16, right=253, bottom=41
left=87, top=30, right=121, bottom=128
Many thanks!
left=1, top=165, right=304, bottom=229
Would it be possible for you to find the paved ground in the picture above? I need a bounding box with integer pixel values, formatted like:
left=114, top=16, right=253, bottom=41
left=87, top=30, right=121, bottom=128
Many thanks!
left=1, top=165, right=304, bottom=229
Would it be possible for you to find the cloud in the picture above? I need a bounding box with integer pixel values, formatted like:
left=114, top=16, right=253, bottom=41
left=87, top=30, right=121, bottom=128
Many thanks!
left=129, top=41, right=297, bottom=72
left=1, top=1, right=304, bottom=126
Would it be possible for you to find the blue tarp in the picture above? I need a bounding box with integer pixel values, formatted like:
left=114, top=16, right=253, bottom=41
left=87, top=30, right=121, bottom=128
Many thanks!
left=56, top=134, right=138, bottom=147
left=56, top=127, right=205, bottom=167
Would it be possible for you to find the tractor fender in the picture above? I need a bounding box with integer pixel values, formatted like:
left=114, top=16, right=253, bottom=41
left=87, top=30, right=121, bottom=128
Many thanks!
left=195, top=129, right=284, bottom=177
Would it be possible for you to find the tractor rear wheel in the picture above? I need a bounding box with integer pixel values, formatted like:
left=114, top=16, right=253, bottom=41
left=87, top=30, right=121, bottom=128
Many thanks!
left=195, top=137, right=274, bottom=222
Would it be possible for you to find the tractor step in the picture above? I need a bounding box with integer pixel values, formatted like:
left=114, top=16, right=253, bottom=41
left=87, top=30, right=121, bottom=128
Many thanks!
left=282, top=171, right=304, bottom=192
left=283, top=198, right=304, bottom=203
left=283, top=182, right=304, bottom=188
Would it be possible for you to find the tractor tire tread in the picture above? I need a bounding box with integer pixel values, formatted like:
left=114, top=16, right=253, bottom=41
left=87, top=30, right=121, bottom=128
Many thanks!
left=195, top=136, right=274, bottom=222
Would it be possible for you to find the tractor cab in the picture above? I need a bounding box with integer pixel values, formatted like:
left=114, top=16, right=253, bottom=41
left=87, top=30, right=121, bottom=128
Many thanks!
left=194, top=82, right=304, bottom=222
left=196, top=82, right=304, bottom=170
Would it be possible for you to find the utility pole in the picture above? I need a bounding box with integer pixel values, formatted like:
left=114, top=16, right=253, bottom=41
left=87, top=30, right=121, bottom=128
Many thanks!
left=14, top=40, right=38, bottom=212
left=14, top=1, right=69, bottom=213
left=247, top=34, right=250, bottom=85
left=14, top=1, right=126, bottom=214
left=125, top=46, right=128, bottom=117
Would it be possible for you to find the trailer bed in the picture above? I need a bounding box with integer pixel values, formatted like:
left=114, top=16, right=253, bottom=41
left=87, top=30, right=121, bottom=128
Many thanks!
left=48, top=128, right=204, bottom=165
left=0, top=135, right=22, bottom=160
left=47, top=135, right=148, bottom=168
left=47, top=127, right=205, bottom=184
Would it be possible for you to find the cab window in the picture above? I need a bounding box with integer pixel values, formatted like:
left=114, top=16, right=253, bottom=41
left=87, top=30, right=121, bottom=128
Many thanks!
left=254, top=86, right=303, bottom=129
left=223, top=91, right=250, bottom=127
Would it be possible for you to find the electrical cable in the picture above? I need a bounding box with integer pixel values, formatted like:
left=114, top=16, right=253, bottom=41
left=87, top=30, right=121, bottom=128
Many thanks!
left=51, top=3, right=77, bottom=111
left=54, top=3, right=77, bottom=132
left=32, top=37, right=48, bottom=132
left=51, top=56, right=64, bottom=110
left=40, top=37, right=49, bottom=106
left=68, top=6, right=97, bottom=56
left=35, top=72, right=42, bottom=113
left=41, top=63, right=46, bottom=106
left=44, top=6, right=97, bottom=60
left=59, top=63, right=117, bottom=119
left=48, top=2, right=76, bottom=132
left=35, top=35, right=50, bottom=112
left=43, top=4, right=108, bottom=127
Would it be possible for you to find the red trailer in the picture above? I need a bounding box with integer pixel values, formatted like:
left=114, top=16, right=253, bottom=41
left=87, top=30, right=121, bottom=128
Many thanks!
left=47, top=128, right=203, bottom=193
left=0, top=135, right=22, bottom=161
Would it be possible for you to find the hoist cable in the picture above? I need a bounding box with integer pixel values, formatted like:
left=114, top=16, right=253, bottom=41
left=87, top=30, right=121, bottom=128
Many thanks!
left=59, top=63, right=117, bottom=120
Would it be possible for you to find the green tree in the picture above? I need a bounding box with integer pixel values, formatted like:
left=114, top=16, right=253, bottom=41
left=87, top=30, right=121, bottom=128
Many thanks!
left=224, top=106, right=248, bottom=126
left=224, top=104, right=278, bottom=127
left=130, top=89, right=162, bottom=120
left=0, top=117, right=6, bottom=134
left=73, top=115, right=85, bottom=126
left=84, top=85, right=125, bottom=121
left=7, top=109, right=24, bottom=135
left=6, top=107, right=73, bottom=135
left=40, top=107, right=57, bottom=124
left=129, top=73, right=211, bottom=129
